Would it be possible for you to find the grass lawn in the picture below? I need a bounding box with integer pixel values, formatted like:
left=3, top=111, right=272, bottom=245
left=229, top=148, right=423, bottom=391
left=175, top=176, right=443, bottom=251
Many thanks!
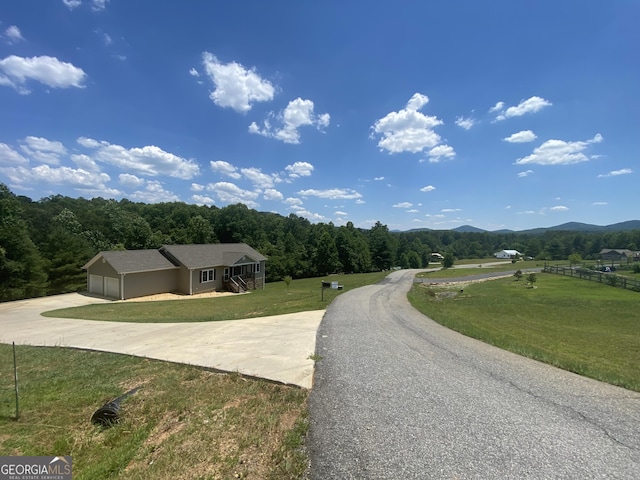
left=408, top=272, right=640, bottom=391
left=43, top=272, right=389, bottom=323
left=0, top=345, right=308, bottom=479
left=416, top=260, right=543, bottom=279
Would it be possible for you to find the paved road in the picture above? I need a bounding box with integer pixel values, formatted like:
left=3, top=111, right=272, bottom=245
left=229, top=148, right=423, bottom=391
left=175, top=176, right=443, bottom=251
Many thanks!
left=309, top=269, right=640, bottom=479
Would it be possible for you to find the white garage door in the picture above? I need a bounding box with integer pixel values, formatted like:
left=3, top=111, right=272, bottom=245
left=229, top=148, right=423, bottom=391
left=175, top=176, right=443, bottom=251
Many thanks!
left=105, top=277, right=120, bottom=299
left=89, top=274, right=104, bottom=295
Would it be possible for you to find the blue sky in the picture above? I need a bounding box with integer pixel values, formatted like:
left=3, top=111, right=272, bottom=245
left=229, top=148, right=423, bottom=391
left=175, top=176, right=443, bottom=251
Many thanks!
left=1, top=1, right=637, bottom=232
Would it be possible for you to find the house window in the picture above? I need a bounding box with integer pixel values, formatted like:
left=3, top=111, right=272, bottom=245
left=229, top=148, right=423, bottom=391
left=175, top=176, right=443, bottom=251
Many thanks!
left=255, top=262, right=260, bottom=273
left=200, top=269, right=215, bottom=283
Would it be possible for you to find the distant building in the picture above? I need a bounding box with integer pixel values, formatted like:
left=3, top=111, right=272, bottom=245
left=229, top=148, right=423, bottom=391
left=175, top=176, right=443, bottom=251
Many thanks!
left=599, top=248, right=640, bottom=263
left=494, top=249, right=522, bottom=259
left=430, top=252, right=444, bottom=262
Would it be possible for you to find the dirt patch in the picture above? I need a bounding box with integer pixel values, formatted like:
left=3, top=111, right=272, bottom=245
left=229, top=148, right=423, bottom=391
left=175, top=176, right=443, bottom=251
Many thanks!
left=117, top=291, right=236, bottom=303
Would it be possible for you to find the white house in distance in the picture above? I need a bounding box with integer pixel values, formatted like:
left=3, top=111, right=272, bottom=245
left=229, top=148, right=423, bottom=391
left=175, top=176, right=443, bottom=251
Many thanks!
left=494, top=249, right=523, bottom=259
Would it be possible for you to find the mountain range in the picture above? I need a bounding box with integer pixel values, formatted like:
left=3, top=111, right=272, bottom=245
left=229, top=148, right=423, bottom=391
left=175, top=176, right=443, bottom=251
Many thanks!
left=405, top=220, right=640, bottom=234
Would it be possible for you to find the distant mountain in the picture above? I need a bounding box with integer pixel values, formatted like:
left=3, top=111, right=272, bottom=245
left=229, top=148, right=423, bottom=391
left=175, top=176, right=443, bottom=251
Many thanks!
left=452, top=225, right=486, bottom=233
left=401, top=220, right=640, bottom=234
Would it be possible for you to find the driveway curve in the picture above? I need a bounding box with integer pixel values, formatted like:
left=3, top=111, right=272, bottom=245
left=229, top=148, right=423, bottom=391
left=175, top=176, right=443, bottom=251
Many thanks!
left=0, top=293, right=323, bottom=388
left=309, top=269, right=640, bottom=479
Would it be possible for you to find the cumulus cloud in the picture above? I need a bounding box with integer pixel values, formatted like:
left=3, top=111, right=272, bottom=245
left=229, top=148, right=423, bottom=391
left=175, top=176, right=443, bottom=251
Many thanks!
left=241, top=167, right=280, bottom=189
left=62, top=0, right=82, bottom=9
left=189, top=68, right=199, bottom=77
left=285, top=161, right=314, bottom=178
left=119, top=173, right=145, bottom=188
left=393, top=202, right=413, bottom=208
left=205, top=181, right=260, bottom=208
left=550, top=205, right=569, bottom=212
left=427, top=144, right=455, bottom=163
left=598, top=168, right=632, bottom=178
left=494, top=96, right=552, bottom=121
left=201, top=52, right=274, bottom=113
left=78, top=137, right=200, bottom=179
left=249, top=98, right=330, bottom=144
left=91, top=0, right=109, bottom=11
left=518, top=170, right=534, bottom=177
left=20, top=136, right=67, bottom=165
left=503, top=130, right=537, bottom=143
left=297, top=188, right=362, bottom=200
left=192, top=194, right=215, bottom=206
left=0, top=143, right=29, bottom=166
left=593, top=201, right=608, bottom=206
left=4, top=26, right=24, bottom=43
left=0, top=55, right=86, bottom=94
left=515, top=133, right=603, bottom=166
left=0, top=163, right=111, bottom=191
left=420, top=185, right=436, bottom=192
left=370, top=93, right=444, bottom=154
left=441, top=208, right=461, bottom=213
left=263, top=188, right=284, bottom=201
left=210, top=160, right=241, bottom=179
left=455, top=116, right=475, bottom=130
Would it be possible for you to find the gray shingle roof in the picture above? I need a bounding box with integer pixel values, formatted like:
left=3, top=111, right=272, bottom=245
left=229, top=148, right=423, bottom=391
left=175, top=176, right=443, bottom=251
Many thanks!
left=160, top=243, right=267, bottom=269
left=83, top=249, right=179, bottom=274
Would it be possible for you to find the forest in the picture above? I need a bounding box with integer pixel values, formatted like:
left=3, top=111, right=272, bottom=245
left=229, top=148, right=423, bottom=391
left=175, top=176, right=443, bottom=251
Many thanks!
left=2, top=183, right=640, bottom=302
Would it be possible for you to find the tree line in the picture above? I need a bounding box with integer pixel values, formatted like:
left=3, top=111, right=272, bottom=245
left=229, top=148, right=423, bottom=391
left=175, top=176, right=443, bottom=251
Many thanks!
left=2, top=183, right=639, bottom=302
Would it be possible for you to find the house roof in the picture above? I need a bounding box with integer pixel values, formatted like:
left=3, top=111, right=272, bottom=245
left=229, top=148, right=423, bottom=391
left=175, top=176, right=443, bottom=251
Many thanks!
left=599, top=248, right=633, bottom=255
left=160, top=243, right=267, bottom=269
left=83, top=249, right=179, bottom=274
left=497, top=249, right=522, bottom=255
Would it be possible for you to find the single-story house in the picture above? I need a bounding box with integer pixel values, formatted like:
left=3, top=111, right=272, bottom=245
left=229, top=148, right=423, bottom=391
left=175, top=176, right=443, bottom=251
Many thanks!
left=430, top=252, right=444, bottom=262
left=83, top=243, right=267, bottom=300
left=494, top=249, right=523, bottom=259
left=599, top=248, right=640, bottom=263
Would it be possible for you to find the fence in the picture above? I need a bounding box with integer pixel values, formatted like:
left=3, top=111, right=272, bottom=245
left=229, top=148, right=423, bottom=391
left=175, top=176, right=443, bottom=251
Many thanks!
left=543, top=264, right=640, bottom=292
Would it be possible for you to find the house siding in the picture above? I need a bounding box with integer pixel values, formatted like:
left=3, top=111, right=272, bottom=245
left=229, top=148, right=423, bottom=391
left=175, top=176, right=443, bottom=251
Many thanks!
left=123, top=270, right=178, bottom=299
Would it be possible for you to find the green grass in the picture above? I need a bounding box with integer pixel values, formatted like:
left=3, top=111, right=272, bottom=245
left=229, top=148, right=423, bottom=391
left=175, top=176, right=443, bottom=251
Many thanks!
left=0, top=345, right=309, bottom=479
left=408, top=272, right=640, bottom=391
left=416, top=260, right=542, bottom=279
left=43, top=272, right=389, bottom=323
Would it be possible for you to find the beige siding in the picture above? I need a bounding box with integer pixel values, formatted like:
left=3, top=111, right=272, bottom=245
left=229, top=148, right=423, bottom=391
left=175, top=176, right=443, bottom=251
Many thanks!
left=123, top=270, right=178, bottom=299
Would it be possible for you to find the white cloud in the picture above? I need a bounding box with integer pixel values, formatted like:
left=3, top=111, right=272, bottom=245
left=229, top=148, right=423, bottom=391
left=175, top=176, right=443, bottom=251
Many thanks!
left=129, top=180, right=180, bottom=203
left=427, top=144, right=455, bottom=163
left=102, top=33, right=112, bottom=46
left=79, top=137, right=200, bottom=179
left=494, top=96, right=552, bottom=121
left=92, top=0, right=109, bottom=11
left=285, top=161, right=314, bottom=178
left=189, top=68, right=199, bottom=77
left=420, top=185, right=436, bottom=192
left=370, top=93, right=443, bottom=154
left=201, top=52, right=274, bottom=113
left=504, top=130, right=537, bottom=143
left=192, top=194, right=215, bottom=206
left=0, top=143, right=29, bottom=166
left=249, top=98, right=330, bottom=144
left=441, top=208, right=461, bottom=213
left=517, top=169, right=534, bottom=177
left=62, top=0, right=82, bottom=9
left=191, top=183, right=204, bottom=192
left=20, top=136, right=67, bottom=165
left=550, top=205, right=569, bottom=212
left=489, top=101, right=505, bottom=113
left=598, top=168, right=632, bottom=178
left=297, top=188, right=362, bottom=200
left=240, top=167, right=280, bottom=189
left=0, top=55, right=86, bottom=94
left=263, top=188, right=284, bottom=201
left=593, top=202, right=608, bottom=206
left=374, top=176, right=384, bottom=181
left=393, top=202, right=413, bottom=208
left=205, top=181, right=259, bottom=208
left=515, top=134, right=603, bottom=166
left=285, top=197, right=303, bottom=207
left=210, top=160, right=241, bottom=179
left=119, top=173, right=145, bottom=188
left=455, top=116, right=475, bottom=130
left=1, top=163, right=111, bottom=190
left=4, top=26, right=24, bottom=43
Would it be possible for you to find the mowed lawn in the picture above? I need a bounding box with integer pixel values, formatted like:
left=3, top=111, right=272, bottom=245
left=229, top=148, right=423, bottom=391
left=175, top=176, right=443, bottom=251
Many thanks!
left=408, top=272, right=640, bottom=392
left=43, top=272, right=389, bottom=323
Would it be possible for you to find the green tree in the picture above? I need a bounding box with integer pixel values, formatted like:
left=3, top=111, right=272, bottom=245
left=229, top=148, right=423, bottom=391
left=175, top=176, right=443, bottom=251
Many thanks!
left=369, top=221, right=395, bottom=270
left=568, top=253, right=582, bottom=267
left=442, top=252, right=455, bottom=268
left=0, top=184, right=47, bottom=300
left=313, top=229, right=340, bottom=276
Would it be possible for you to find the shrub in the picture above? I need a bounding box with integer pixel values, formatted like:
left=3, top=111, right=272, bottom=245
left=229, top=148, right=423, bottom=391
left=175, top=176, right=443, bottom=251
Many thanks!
left=514, top=270, right=523, bottom=281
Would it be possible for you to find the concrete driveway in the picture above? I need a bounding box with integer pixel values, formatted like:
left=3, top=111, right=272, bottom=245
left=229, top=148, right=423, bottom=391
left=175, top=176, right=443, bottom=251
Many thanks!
left=0, top=293, right=324, bottom=388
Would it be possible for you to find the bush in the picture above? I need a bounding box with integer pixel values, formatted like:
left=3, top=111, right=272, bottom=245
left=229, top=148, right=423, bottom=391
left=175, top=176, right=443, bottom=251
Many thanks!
left=514, top=270, right=523, bottom=281
left=633, top=264, right=640, bottom=274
